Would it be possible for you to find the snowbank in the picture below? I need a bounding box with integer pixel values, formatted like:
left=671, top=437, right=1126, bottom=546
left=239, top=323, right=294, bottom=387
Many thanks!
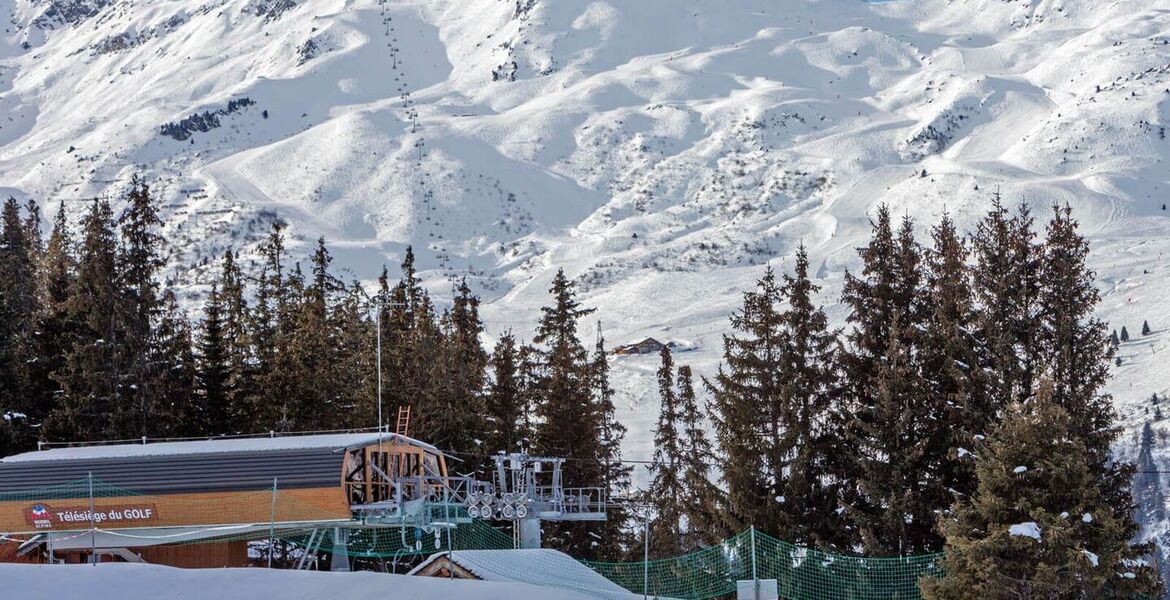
left=0, top=563, right=608, bottom=600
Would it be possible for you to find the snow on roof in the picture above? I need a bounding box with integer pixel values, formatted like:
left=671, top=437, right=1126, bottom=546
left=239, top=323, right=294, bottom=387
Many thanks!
left=1, top=432, right=440, bottom=463
left=1, top=562, right=604, bottom=600
left=409, top=549, right=650, bottom=600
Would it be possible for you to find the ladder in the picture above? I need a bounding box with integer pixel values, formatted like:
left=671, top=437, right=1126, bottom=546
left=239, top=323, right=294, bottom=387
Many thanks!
left=395, top=406, right=411, bottom=438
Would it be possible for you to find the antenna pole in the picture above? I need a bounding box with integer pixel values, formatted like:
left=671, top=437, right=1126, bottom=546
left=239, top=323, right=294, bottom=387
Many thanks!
left=376, top=304, right=383, bottom=436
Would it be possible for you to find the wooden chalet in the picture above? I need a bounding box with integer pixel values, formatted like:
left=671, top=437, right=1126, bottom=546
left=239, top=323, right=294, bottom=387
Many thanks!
left=612, top=337, right=668, bottom=355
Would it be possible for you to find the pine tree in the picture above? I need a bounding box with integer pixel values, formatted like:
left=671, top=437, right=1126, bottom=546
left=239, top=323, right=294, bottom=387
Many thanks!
left=1142, top=321, right=1152, bottom=336
left=217, top=251, right=254, bottom=431
left=149, top=290, right=197, bottom=437
left=197, top=284, right=230, bottom=435
left=116, top=177, right=165, bottom=438
left=971, top=197, right=1041, bottom=409
left=379, top=249, right=444, bottom=437
left=251, top=224, right=293, bottom=430
left=30, top=205, right=76, bottom=441
left=531, top=269, right=605, bottom=557
left=678, top=364, right=723, bottom=549
left=920, top=214, right=992, bottom=521
left=331, top=281, right=375, bottom=430
left=484, top=331, right=528, bottom=455
left=1035, top=203, right=1153, bottom=584
left=646, top=347, right=686, bottom=558
left=708, top=267, right=785, bottom=535
left=430, top=279, right=488, bottom=472
left=283, top=237, right=343, bottom=430
left=591, top=328, right=633, bottom=559
left=0, top=197, right=39, bottom=451
left=921, top=382, right=1161, bottom=600
left=835, top=210, right=935, bottom=554
left=1120, top=326, right=1130, bottom=342
left=51, top=199, right=123, bottom=441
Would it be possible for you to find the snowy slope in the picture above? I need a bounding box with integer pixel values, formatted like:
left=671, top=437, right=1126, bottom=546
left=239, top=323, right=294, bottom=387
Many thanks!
left=2, top=0, right=1170, bottom=544
left=0, top=562, right=629, bottom=599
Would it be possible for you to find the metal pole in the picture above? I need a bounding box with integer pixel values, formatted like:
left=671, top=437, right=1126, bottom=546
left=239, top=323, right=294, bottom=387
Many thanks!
left=750, top=525, right=759, bottom=600
left=268, top=477, right=278, bottom=568
left=445, top=486, right=453, bottom=580
left=643, top=508, right=650, bottom=600
left=88, top=471, right=96, bottom=564
left=376, top=304, right=383, bottom=436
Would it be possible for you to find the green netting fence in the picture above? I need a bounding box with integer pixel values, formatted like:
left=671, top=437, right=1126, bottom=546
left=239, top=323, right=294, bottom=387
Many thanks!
left=2, top=478, right=943, bottom=599
left=585, top=528, right=942, bottom=600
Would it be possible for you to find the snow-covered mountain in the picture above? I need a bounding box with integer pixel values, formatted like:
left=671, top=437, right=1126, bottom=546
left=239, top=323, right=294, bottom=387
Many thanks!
left=2, top=0, right=1170, bottom=543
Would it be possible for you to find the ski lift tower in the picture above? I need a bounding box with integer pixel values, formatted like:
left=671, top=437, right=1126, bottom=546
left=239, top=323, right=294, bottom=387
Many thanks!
left=464, top=453, right=608, bottom=549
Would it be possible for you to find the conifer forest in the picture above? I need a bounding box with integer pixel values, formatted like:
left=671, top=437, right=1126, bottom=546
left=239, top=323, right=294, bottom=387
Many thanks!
left=0, top=179, right=1163, bottom=597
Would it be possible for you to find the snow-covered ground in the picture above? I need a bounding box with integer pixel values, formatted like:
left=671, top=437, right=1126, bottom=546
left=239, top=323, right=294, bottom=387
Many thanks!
left=0, top=562, right=617, bottom=599
left=2, top=0, right=1170, bottom=544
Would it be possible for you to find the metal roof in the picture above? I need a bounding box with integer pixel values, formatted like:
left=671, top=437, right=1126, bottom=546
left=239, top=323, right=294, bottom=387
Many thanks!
left=0, top=432, right=436, bottom=463
left=0, top=432, right=435, bottom=496
left=408, top=549, right=649, bottom=600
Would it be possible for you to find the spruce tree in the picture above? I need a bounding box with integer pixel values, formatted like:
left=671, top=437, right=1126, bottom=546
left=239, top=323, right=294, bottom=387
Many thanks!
left=51, top=199, right=123, bottom=440
left=834, top=207, right=915, bottom=550
left=251, top=224, right=293, bottom=430
left=218, top=251, right=254, bottom=431
left=646, top=347, right=686, bottom=558
left=920, top=214, right=992, bottom=519
left=1035, top=203, right=1153, bottom=582
left=1120, top=326, right=1130, bottom=342
left=775, top=245, right=848, bottom=550
left=284, top=238, right=343, bottom=430
left=379, top=249, right=444, bottom=437
left=0, top=197, right=39, bottom=451
left=921, top=382, right=1161, bottom=600
left=331, top=281, right=375, bottom=430
left=30, top=205, right=76, bottom=441
left=484, top=331, right=528, bottom=455
left=971, top=196, right=1041, bottom=409
left=836, top=210, right=935, bottom=554
left=708, top=267, right=785, bottom=535
left=531, top=269, right=606, bottom=557
left=149, top=290, right=197, bottom=437
left=590, top=328, right=634, bottom=559
left=116, top=177, right=165, bottom=438
left=1142, top=321, right=1152, bottom=336
left=711, top=245, right=844, bottom=549
left=0, top=198, right=38, bottom=431
left=197, top=283, right=230, bottom=435
left=678, top=364, right=723, bottom=548
left=430, top=279, right=488, bottom=472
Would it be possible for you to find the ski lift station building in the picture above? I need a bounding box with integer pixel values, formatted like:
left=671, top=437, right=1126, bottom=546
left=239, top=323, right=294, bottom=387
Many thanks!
left=0, top=431, right=454, bottom=566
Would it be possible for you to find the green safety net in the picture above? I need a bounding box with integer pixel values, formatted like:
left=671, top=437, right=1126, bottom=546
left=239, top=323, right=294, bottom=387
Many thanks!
left=584, top=529, right=942, bottom=600
left=3, top=479, right=944, bottom=599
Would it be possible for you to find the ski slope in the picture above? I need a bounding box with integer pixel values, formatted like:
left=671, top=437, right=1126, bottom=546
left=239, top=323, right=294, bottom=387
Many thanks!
left=2, top=0, right=1170, bottom=547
